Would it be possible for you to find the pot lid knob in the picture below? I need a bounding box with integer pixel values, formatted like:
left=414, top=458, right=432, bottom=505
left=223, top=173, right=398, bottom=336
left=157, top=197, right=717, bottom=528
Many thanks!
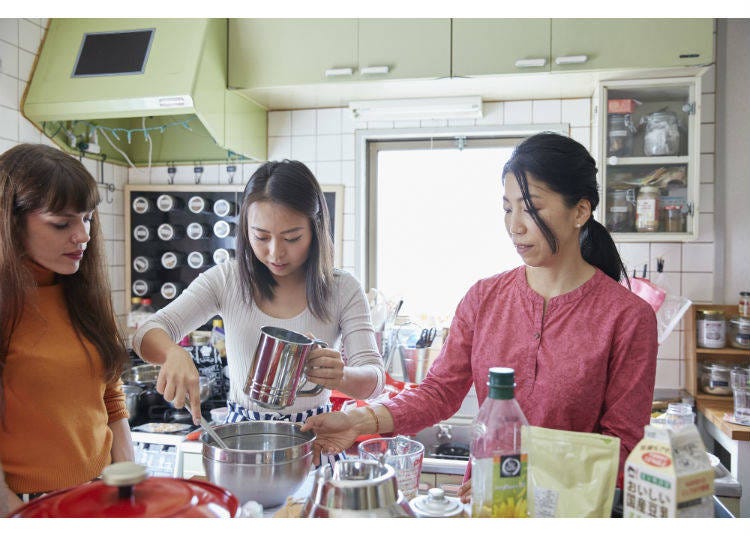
left=101, top=462, right=149, bottom=487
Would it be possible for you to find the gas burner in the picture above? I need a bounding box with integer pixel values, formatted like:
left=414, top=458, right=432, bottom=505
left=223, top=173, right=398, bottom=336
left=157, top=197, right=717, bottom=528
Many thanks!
left=429, top=442, right=470, bottom=461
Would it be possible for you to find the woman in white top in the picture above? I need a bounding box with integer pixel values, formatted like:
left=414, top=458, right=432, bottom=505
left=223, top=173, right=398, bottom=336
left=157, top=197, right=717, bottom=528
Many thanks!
left=133, top=160, right=384, bottom=437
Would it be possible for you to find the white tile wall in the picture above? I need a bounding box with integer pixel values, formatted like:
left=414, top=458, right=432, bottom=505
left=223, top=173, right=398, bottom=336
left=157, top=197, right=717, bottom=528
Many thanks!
left=0, top=19, right=128, bottom=328
left=1, top=18, right=720, bottom=391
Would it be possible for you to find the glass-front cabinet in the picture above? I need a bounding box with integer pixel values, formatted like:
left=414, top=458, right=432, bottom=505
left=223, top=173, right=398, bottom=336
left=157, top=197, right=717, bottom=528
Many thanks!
left=597, top=77, right=702, bottom=241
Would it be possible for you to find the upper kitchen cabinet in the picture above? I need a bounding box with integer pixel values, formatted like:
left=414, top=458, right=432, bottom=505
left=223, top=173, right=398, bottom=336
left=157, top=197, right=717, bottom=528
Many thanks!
left=228, top=19, right=450, bottom=90
left=550, top=19, right=714, bottom=71
left=357, top=19, right=450, bottom=80
left=452, top=19, right=713, bottom=77
left=452, top=19, right=551, bottom=76
left=229, top=19, right=358, bottom=88
left=597, top=77, right=702, bottom=242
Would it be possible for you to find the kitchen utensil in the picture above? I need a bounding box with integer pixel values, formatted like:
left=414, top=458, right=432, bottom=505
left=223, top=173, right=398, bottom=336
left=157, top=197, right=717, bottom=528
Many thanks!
left=300, top=458, right=415, bottom=518
left=415, top=327, right=436, bottom=348
left=182, top=394, right=229, bottom=450
left=398, top=346, right=431, bottom=384
left=243, top=326, right=326, bottom=410
left=122, top=384, right=142, bottom=424
left=10, top=461, right=239, bottom=518
left=409, top=488, right=465, bottom=518
left=201, top=421, right=316, bottom=508
left=358, top=435, right=425, bottom=501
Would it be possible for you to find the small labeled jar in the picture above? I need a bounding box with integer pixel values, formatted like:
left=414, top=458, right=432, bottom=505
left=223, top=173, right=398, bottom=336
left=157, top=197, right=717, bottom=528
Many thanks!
left=728, top=316, right=750, bottom=350
left=662, top=204, right=685, bottom=233
left=696, top=309, right=726, bottom=349
left=607, top=114, right=636, bottom=157
left=739, top=291, right=750, bottom=318
left=700, top=362, right=732, bottom=396
left=636, top=186, right=660, bottom=233
left=606, top=188, right=636, bottom=232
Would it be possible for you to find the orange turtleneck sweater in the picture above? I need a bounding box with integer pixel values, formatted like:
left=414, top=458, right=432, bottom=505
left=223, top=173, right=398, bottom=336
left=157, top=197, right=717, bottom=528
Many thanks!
left=0, top=263, right=128, bottom=494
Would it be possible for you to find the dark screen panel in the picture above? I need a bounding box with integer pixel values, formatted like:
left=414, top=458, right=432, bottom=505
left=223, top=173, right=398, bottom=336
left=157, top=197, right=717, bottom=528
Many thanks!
left=73, top=29, right=154, bottom=77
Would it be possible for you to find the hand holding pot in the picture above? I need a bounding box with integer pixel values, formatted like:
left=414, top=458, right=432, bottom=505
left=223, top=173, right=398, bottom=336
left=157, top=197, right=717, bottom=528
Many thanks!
left=301, top=411, right=361, bottom=460
left=156, top=346, right=202, bottom=424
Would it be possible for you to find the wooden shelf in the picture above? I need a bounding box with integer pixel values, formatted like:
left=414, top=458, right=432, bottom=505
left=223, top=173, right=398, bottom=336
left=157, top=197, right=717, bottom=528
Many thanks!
left=697, top=399, right=750, bottom=442
left=696, top=347, right=750, bottom=357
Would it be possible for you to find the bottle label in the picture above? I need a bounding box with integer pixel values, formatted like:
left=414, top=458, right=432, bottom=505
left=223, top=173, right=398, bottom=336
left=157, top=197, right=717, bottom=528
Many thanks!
left=472, top=454, right=528, bottom=517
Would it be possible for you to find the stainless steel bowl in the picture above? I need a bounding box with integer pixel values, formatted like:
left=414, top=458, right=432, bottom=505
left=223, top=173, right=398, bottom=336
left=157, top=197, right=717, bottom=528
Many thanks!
left=201, top=421, right=315, bottom=508
left=300, top=459, right=415, bottom=518
left=121, top=364, right=161, bottom=387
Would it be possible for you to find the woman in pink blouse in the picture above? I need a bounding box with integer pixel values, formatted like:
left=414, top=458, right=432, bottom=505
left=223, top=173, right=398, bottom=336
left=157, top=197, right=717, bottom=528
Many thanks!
left=302, top=132, right=658, bottom=502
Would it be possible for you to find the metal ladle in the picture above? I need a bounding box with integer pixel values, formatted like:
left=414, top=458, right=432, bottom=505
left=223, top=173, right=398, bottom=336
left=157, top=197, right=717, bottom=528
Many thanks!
left=184, top=395, right=229, bottom=450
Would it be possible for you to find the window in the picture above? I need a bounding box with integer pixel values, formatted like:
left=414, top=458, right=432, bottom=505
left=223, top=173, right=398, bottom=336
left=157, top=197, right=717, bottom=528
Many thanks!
left=367, top=136, right=524, bottom=323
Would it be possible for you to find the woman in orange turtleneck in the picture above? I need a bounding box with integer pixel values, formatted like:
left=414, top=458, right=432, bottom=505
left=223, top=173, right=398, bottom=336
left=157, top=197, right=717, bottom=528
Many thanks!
left=0, top=144, right=132, bottom=515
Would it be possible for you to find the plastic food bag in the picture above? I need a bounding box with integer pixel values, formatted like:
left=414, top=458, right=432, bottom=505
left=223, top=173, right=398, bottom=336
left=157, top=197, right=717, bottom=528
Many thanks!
left=522, top=426, right=620, bottom=518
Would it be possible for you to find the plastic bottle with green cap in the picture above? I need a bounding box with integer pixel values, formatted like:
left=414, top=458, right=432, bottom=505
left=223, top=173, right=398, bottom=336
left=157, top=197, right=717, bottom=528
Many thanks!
left=470, top=367, right=529, bottom=518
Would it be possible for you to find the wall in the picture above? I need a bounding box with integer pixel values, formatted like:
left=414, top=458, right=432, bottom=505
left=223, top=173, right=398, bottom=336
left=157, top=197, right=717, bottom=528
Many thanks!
left=0, top=18, right=730, bottom=392
left=0, top=18, right=129, bottom=324
left=716, top=19, right=750, bottom=304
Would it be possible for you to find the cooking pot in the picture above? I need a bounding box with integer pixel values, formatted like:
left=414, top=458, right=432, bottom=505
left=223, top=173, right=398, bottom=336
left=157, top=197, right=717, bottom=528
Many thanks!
left=10, top=462, right=239, bottom=518
left=121, top=364, right=161, bottom=387
left=122, top=384, right=142, bottom=424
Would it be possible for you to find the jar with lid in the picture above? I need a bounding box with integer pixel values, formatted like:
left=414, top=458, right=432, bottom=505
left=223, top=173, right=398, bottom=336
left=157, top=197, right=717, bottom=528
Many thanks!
left=699, top=362, right=732, bottom=396
left=605, top=188, right=636, bottom=232
left=665, top=402, right=695, bottom=429
left=662, top=204, right=685, bottom=233
left=643, top=110, right=681, bottom=156
left=740, top=291, right=750, bottom=318
left=635, top=186, right=660, bottom=232
left=696, top=309, right=726, bottom=349
left=607, top=114, right=636, bottom=157
left=728, top=316, right=750, bottom=349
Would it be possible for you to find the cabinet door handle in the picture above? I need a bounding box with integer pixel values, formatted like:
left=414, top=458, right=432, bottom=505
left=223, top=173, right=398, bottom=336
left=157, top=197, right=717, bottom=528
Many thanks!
left=554, top=55, right=589, bottom=65
left=360, top=66, right=390, bottom=75
left=514, top=58, right=546, bottom=68
left=324, top=68, right=354, bottom=78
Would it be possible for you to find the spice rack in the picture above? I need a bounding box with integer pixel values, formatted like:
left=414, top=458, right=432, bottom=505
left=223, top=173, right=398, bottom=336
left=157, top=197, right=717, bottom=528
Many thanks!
left=684, top=303, right=750, bottom=413
left=124, top=184, right=244, bottom=316
left=596, top=76, right=703, bottom=242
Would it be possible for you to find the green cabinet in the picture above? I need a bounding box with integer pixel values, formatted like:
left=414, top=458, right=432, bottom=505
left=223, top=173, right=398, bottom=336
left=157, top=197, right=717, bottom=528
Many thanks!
left=452, top=19, right=713, bottom=77
left=228, top=18, right=450, bottom=89
left=452, top=19, right=551, bottom=76
left=551, top=19, right=714, bottom=72
left=228, top=19, right=358, bottom=88
left=357, top=19, right=450, bottom=81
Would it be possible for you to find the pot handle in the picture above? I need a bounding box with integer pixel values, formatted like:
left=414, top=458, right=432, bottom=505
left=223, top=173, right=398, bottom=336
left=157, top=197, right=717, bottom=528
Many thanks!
left=297, top=339, right=327, bottom=397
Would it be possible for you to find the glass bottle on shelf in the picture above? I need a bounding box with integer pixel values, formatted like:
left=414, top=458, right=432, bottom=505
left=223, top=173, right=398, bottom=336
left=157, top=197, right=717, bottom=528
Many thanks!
left=636, top=186, right=660, bottom=232
left=605, top=188, right=636, bottom=232
left=607, top=114, right=636, bottom=157
left=643, top=110, right=681, bottom=156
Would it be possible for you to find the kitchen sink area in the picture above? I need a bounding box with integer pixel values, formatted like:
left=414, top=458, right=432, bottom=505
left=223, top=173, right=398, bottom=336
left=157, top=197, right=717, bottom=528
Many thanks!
left=407, top=418, right=472, bottom=476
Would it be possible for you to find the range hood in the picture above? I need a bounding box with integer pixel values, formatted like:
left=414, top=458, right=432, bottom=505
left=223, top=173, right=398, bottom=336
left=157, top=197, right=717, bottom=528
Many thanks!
left=23, top=18, right=267, bottom=166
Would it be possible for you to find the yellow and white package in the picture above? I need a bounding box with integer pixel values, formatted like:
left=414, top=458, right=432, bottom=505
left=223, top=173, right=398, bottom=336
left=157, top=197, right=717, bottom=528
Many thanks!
left=522, top=425, right=620, bottom=517
left=624, top=424, right=713, bottom=518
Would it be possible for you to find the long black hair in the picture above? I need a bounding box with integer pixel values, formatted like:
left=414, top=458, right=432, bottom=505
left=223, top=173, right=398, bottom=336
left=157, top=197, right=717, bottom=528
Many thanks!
left=502, top=132, right=629, bottom=284
left=236, top=160, right=335, bottom=321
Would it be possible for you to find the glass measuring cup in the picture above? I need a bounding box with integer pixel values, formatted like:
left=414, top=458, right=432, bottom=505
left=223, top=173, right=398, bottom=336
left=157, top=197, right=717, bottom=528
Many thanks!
left=358, top=436, right=425, bottom=501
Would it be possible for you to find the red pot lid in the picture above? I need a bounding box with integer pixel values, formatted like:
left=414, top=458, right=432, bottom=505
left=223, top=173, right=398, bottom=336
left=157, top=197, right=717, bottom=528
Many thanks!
left=12, top=462, right=239, bottom=518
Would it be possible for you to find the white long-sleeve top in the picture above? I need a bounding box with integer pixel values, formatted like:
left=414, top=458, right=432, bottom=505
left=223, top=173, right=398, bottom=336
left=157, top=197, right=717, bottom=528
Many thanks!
left=133, top=261, right=385, bottom=415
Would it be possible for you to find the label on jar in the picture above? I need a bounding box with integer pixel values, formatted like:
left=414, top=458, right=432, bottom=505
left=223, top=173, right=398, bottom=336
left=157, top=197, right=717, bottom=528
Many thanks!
left=156, top=194, right=176, bottom=212
left=132, top=196, right=151, bottom=214
left=161, top=282, right=179, bottom=300
left=636, top=198, right=658, bottom=232
left=609, top=206, right=628, bottom=213
left=213, top=199, right=233, bottom=217
left=158, top=223, right=176, bottom=241
left=133, top=225, right=151, bottom=242
left=188, top=196, right=207, bottom=214
left=698, top=319, right=726, bottom=348
left=187, top=251, right=207, bottom=269
left=161, top=252, right=179, bottom=269
left=132, top=280, right=150, bottom=297
left=133, top=256, right=153, bottom=273
left=186, top=222, right=207, bottom=240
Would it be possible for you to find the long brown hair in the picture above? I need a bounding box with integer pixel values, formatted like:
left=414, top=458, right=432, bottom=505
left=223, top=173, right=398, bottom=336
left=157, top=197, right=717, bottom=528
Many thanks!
left=236, top=160, right=335, bottom=321
left=0, top=144, right=128, bottom=418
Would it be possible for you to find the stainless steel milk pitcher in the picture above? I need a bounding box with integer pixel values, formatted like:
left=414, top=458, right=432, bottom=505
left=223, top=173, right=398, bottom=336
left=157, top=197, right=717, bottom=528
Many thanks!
left=243, top=326, right=326, bottom=409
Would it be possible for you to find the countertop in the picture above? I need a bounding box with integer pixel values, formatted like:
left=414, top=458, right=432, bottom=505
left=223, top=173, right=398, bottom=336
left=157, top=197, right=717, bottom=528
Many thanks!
left=697, top=400, right=750, bottom=441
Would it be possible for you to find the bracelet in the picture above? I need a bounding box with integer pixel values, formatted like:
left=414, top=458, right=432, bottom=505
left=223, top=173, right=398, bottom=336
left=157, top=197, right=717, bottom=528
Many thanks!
left=363, top=405, right=380, bottom=435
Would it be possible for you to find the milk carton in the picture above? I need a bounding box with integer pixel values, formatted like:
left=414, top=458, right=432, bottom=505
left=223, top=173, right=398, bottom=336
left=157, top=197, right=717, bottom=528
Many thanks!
left=623, top=424, right=714, bottom=517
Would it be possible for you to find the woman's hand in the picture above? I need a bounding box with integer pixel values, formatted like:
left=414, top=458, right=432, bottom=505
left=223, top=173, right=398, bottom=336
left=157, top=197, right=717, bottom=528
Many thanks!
left=305, top=346, right=345, bottom=390
left=156, top=346, right=202, bottom=423
left=458, top=479, right=472, bottom=504
left=301, top=411, right=360, bottom=460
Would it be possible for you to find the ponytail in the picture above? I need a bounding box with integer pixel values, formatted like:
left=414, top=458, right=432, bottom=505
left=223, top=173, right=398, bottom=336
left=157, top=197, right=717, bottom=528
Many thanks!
left=580, top=217, right=630, bottom=286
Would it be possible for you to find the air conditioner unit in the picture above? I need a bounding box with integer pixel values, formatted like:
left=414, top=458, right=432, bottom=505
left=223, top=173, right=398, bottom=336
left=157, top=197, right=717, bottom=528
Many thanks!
left=349, top=96, right=483, bottom=122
